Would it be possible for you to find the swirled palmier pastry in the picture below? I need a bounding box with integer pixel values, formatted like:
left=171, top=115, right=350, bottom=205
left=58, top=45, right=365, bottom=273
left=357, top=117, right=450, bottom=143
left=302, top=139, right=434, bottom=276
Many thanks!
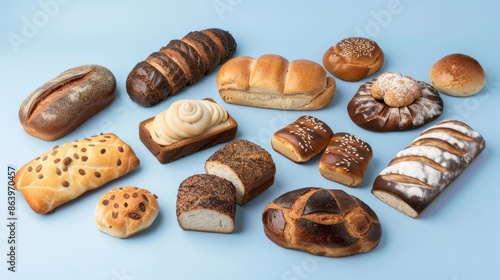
left=347, top=72, right=443, bottom=132
left=139, top=98, right=238, bottom=163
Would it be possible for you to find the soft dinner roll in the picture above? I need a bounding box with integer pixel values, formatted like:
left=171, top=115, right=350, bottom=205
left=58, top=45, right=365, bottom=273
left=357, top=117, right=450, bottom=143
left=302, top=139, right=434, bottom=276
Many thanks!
left=429, top=53, right=486, bottom=96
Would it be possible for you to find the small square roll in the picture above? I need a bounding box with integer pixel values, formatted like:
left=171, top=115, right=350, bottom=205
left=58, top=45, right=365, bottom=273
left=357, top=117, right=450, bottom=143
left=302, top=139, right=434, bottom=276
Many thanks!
left=176, top=174, right=236, bottom=234
left=319, top=133, right=373, bottom=187
left=271, top=115, right=333, bottom=163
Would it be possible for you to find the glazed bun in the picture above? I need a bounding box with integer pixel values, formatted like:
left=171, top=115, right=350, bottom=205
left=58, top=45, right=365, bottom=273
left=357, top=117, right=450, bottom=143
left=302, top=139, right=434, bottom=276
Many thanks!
left=429, top=53, right=486, bottom=96
left=323, top=37, right=384, bottom=82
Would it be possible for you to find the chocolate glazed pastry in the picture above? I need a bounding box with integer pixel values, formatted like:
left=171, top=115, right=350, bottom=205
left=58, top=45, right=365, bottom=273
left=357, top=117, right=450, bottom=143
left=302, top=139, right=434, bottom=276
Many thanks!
left=347, top=74, right=443, bottom=132
left=126, top=28, right=237, bottom=107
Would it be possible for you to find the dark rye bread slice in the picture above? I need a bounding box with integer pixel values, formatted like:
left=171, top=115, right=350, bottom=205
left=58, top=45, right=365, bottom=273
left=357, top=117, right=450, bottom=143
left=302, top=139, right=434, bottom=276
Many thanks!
left=146, top=52, right=188, bottom=96
left=126, top=28, right=237, bottom=107
left=160, top=40, right=205, bottom=85
left=182, top=31, right=221, bottom=74
left=205, top=139, right=276, bottom=205
left=176, top=174, right=236, bottom=233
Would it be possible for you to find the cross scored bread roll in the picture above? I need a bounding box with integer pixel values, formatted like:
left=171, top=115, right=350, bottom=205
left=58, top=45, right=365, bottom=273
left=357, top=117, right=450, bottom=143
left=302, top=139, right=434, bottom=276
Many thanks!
left=372, top=120, right=485, bottom=218
left=95, top=186, right=159, bottom=238
left=216, top=54, right=336, bottom=110
left=262, top=187, right=382, bottom=257
left=271, top=115, right=333, bottom=163
left=14, top=133, right=140, bottom=214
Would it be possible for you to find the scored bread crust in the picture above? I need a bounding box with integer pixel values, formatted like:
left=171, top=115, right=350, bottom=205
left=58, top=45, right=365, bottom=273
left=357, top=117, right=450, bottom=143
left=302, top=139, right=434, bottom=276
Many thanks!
left=95, top=186, right=159, bottom=238
left=205, top=139, right=276, bottom=205
left=262, top=187, right=382, bottom=257
left=176, top=174, right=236, bottom=234
left=372, top=120, right=486, bottom=218
left=14, top=133, right=140, bottom=214
left=19, top=64, right=116, bottom=141
left=216, top=54, right=336, bottom=110
left=126, top=28, right=237, bottom=107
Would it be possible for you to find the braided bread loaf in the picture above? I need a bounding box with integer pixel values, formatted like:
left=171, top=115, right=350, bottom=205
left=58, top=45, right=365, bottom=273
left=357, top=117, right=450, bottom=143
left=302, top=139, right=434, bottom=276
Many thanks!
left=372, top=120, right=485, bottom=218
left=262, top=187, right=382, bottom=257
left=126, top=28, right=237, bottom=106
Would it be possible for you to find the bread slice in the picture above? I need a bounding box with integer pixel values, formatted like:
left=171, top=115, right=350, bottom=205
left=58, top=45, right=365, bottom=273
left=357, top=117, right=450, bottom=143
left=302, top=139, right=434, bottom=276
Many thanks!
left=176, top=174, right=236, bottom=233
left=139, top=98, right=238, bottom=164
left=205, top=139, right=276, bottom=205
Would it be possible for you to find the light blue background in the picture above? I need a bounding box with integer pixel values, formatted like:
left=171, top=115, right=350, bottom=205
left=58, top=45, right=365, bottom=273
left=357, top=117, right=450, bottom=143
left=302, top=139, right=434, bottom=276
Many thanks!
left=1, top=1, right=499, bottom=279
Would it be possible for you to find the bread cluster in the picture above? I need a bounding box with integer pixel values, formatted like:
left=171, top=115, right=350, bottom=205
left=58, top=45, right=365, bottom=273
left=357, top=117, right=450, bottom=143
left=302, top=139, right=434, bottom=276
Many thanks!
left=176, top=139, right=276, bottom=233
left=13, top=25, right=488, bottom=257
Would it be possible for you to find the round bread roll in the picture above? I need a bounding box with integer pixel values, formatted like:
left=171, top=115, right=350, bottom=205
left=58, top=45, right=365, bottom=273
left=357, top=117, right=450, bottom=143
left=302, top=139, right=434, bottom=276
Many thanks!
left=95, top=186, right=159, bottom=238
left=323, top=37, right=384, bottom=82
left=429, top=53, right=486, bottom=96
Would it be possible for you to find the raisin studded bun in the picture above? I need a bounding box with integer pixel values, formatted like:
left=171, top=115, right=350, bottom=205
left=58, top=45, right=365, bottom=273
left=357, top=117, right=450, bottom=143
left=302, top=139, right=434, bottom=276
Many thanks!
left=323, top=37, right=384, bottom=82
left=95, top=186, right=159, bottom=238
left=347, top=72, right=443, bottom=132
left=429, top=53, right=486, bottom=97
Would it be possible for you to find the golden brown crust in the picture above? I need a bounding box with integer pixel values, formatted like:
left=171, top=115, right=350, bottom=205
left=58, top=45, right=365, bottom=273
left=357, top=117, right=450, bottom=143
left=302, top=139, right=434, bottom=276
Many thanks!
left=322, top=37, right=384, bottom=82
left=217, top=54, right=336, bottom=110
left=14, top=133, right=140, bottom=214
left=271, top=115, right=333, bottom=163
left=95, top=186, right=159, bottom=238
left=319, top=133, right=373, bottom=187
left=262, top=187, right=382, bottom=257
left=429, top=53, right=486, bottom=96
left=19, top=64, right=116, bottom=141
